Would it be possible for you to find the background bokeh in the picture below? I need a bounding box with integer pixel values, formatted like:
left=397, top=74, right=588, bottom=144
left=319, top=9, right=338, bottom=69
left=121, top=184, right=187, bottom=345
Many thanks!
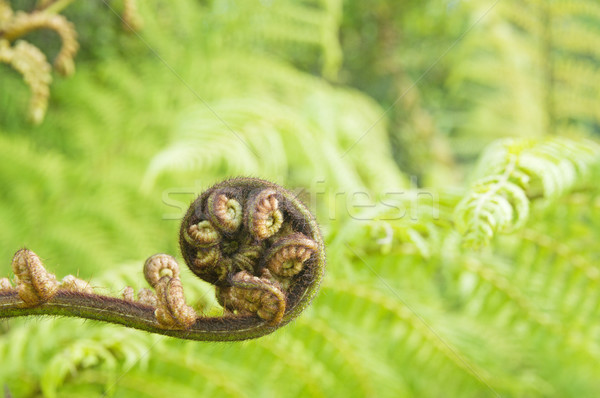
left=1, top=0, right=599, bottom=396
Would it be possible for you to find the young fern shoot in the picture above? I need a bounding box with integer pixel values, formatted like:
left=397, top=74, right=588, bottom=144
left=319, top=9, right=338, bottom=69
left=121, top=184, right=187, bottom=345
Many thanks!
left=0, top=177, right=326, bottom=341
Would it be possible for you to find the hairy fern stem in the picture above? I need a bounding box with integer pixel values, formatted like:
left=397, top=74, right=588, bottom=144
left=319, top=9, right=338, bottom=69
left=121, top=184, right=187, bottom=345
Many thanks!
left=0, top=290, right=282, bottom=341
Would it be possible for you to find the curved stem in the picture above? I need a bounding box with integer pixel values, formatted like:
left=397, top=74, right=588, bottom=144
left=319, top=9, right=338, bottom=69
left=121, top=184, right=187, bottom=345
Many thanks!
left=2, top=177, right=325, bottom=342
left=37, top=0, right=76, bottom=14
left=0, top=290, right=277, bottom=341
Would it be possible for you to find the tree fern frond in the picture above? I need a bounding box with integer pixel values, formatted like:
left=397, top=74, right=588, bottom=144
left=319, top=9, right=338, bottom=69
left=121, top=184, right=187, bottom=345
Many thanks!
left=72, top=370, right=205, bottom=398
left=41, top=338, right=118, bottom=398
left=501, top=3, right=543, bottom=36
left=554, top=58, right=600, bottom=96
left=449, top=183, right=600, bottom=377
left=143, top=81, right=406, bottom=193
left=454, top=137, right=600, bottom=248
left=457, top=257, right=555, bottom=329
left=323, top=280, right=497, bottom=391
left=294, top=317, right=378, bottom=397
left=520, top=228, right=600, bottom=282
left=146, top=354, right=251, bottom=398
left=553, top=23, right=600, bottom=60
left=339, top=203, right=447, bottom=260
left=445, top=0, right=600, bottom=164
left=195, top=0, right=342, bottom=79
left=553, top=0, right=600, bottom=19
left=555, top=88, right=600, bottom=124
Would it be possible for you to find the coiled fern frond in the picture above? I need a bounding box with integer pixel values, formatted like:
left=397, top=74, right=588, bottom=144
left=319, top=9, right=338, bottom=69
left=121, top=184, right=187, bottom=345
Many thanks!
left=0, top=0, right=140, bottom=123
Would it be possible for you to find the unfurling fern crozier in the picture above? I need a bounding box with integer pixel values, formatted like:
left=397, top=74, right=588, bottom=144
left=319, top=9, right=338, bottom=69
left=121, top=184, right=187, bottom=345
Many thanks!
left=0, top=177, right=325, bottom=341
left=180, top=177, right=325, bottom=328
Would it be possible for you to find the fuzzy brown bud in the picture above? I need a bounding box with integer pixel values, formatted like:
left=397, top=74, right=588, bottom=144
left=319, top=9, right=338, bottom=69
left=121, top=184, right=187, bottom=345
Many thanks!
left=0, top=278, right=13, bottom=291
left=217, top=271, right=286, bottom=325
left=245, top=189, right=283, bottom=240
left=60, top=275, right=93, bottom=294
left=144, top=254, right=197, bottom=329
left=154, top=276, right=197, bottom=329
left=122, top=286, right=135, bottom=301
left=144, top=254, right=180, bottom=288
left=264, top=233, right=318, bottom=277
left=11, top=249, right=58, bottom=306
left=137, top=288, right=158, bottom=307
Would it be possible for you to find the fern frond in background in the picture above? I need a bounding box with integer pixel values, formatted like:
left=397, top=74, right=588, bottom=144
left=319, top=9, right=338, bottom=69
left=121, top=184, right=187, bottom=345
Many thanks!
left=143, top=85, right=406, bottom=195
left=447, top=0, right=600, bottom=158
left=455, top=137, right=600, bottom=247
left=338, top=0, right=467, bottom=186
left=208, top=0, right=343, bottom=80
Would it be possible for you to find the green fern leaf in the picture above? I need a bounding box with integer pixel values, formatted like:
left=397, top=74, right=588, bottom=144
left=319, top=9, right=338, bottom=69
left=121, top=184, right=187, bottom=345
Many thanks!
left=455, top=137, right=600, bottom=248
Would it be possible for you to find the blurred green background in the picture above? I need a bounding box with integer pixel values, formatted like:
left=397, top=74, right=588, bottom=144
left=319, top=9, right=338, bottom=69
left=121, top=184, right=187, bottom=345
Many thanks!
left=1, top=0, right=600, bottom=397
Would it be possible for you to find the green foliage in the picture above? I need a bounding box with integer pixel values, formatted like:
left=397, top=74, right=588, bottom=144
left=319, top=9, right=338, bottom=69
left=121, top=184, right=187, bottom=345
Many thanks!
left=339, top=0, right=467, bottom=185
left=447, top=0, right=600, bottom=159
left=455, top=137, right=600, bottom=248
left=1, top=0, right=600, bottom=397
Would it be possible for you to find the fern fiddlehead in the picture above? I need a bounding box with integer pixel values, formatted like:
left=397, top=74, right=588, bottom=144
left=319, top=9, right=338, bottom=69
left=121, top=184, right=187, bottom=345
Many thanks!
left=0, top=177, right=326, bottom=341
